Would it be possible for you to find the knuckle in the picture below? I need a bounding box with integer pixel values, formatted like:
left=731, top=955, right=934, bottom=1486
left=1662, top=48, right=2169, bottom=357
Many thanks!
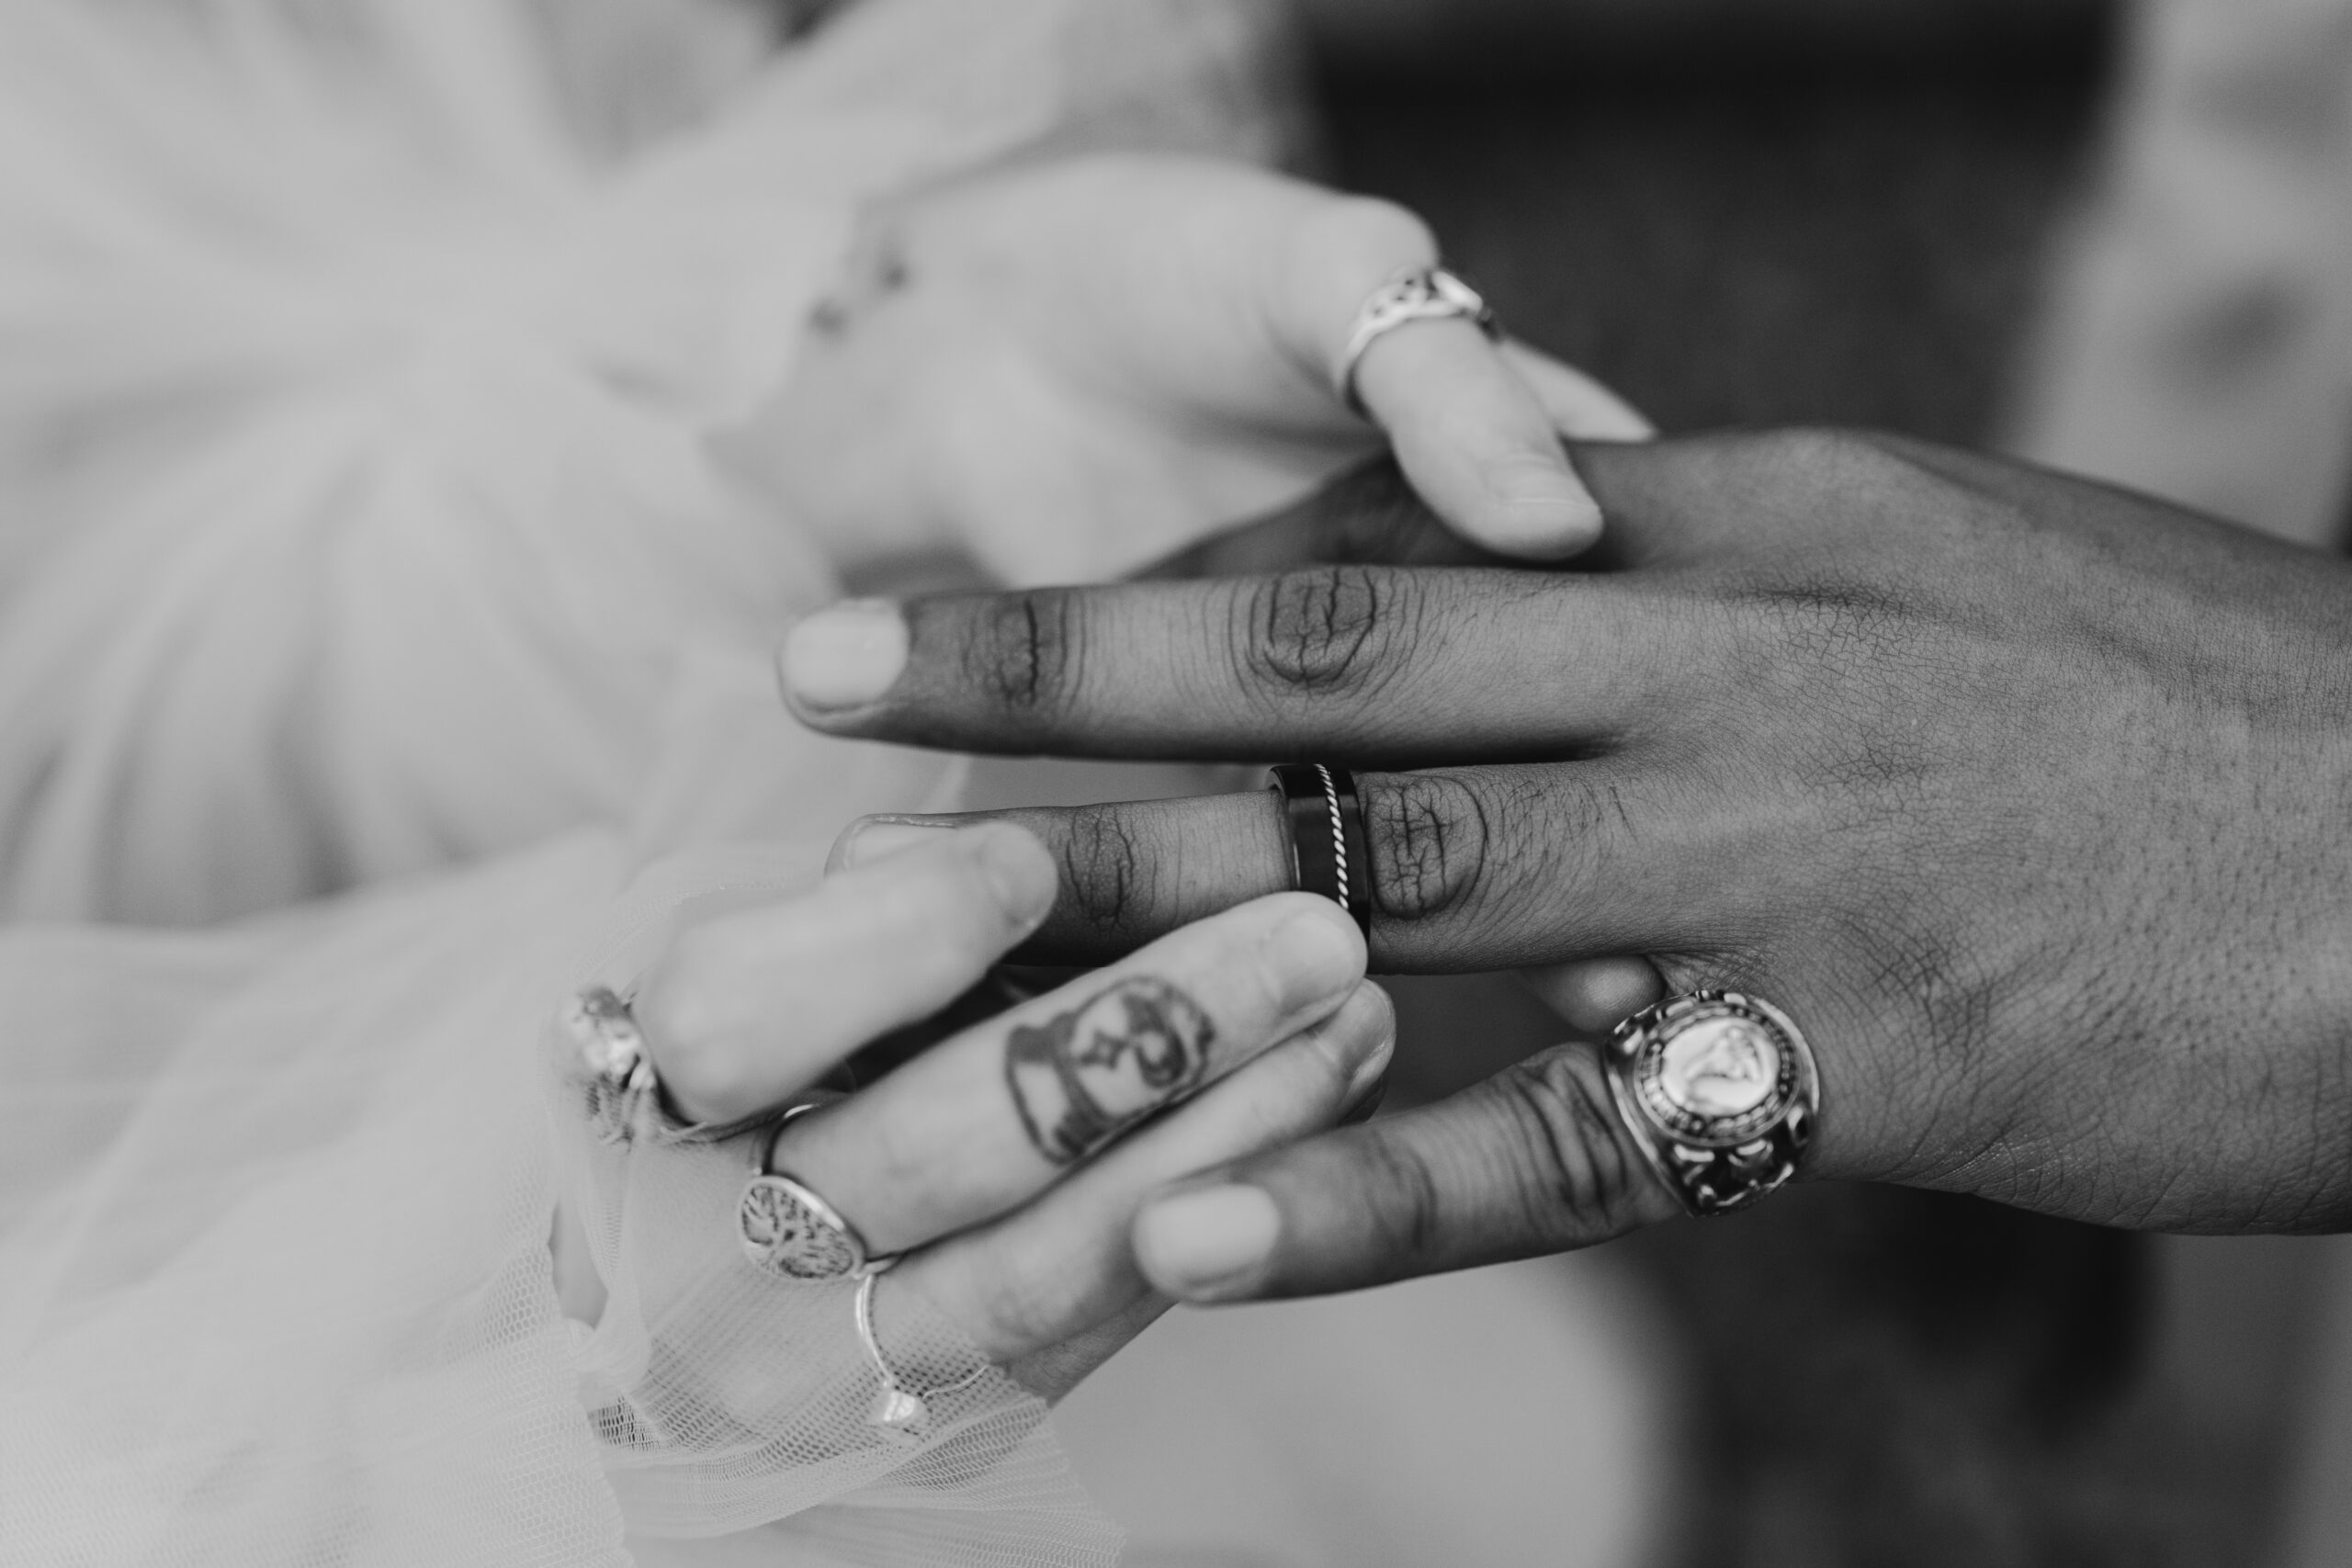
left=631, top=965, right=752, bottom=1113
left=1725, top=573, right=1925, bottom=684
left=956, top=589, right=1080, bottom=727
left=1361, top=771, right=1491, bottom=925
left=1234, top=566, right=1411, bottom=704
left=1300, top=195, right=1437, bottom=277
left=1351, top=1128, right=1448, bottom=1269
left=1057, top=804, right=1154, bottom=933
left=633, top=927, right=736, bottom=1060
left=1492, top=1049, right=1653, bottom=1239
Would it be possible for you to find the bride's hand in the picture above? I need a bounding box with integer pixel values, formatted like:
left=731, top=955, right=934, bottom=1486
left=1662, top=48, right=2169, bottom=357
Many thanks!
left=723, top=152, right=1647, bottom=586
left=617, top=822, right=1386, bottom=1401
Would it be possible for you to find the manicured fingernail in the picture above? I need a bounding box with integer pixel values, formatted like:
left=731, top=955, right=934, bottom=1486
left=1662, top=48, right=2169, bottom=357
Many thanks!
left=1483, top=457, right=1600, bottom=553
left=1484, top=453, right=1587, bottom=513
left=968, top=823, right=1058, bottom=928
left=828, top=814, right=955, bottom=874
left=1135, top=1185, right=1281, bottom=1301
left=780, top=601, right=907, bottom=711
left=1269, top=901, right=1366, bottom=1012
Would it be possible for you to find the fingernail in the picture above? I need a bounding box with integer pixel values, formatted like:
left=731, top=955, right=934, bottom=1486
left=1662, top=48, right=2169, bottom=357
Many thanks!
left=780, top=601, right=907, bottom=712
left=969, top=823, right=1058, bottom=928
left=828, top=814, right=955, bottom=874
left=1135, top=1185, right=1281, bottom=1301
left=1484, top=453, right=1588, bottom=513
left=1268, top=901, right=1365, bottom=1012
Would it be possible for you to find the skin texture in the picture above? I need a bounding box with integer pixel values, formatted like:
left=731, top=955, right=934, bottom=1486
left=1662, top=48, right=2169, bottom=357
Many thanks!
left=1004, top=977, right=1216, bottom=1166
left=614, top=826, right=1392, bottom=1396
left=784, top=429, right=2352, bottom=1300
left=720, top=152, right=1648, bottom=588
left=585, top=150, right=1653, bottom=1399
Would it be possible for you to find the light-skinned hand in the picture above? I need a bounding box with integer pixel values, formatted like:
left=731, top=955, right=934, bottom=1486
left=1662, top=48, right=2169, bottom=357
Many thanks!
left=723, top=152, right=1647, bottom=591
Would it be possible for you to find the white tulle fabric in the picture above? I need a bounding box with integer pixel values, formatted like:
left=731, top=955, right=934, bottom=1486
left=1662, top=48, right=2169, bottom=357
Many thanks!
left=0, top=818, right=1122, bottom=1566
left=0, top=0, right=1299, bottom=1560
left=0, top=0, right=1293, bottom=925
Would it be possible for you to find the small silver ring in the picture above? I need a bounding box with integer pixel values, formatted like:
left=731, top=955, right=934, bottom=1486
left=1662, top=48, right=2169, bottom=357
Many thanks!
left=1334, top=265, right=1500, bottom=418
left=856, top=1269, right=990, bottom=1434
left=738, top=1102, right=883, bottom=1280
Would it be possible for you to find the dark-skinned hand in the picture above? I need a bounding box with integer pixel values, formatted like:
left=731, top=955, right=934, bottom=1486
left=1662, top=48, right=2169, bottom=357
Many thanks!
left=775, top=429, right=2352, bottom=1304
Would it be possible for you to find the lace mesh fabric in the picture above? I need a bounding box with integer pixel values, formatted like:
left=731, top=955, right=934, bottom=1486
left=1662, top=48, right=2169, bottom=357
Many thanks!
left=0, top=0, right=1310, bottom=1558
left=0, top=0, right=1301, bottom=926
left=0, top=831, right=1123, bottom=1565
left=557, top=853, right=1117, bottom=1562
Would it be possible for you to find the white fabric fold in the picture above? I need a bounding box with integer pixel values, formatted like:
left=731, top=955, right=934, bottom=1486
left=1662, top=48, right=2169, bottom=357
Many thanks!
left=0, top=1, right=1307, bottom=1559
left=0, top=820, right=1122, bottom=1564
left=0, top=0, right=1114, bottom=923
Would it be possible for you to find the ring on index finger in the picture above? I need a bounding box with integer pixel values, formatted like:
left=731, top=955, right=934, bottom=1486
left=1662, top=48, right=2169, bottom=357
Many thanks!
left=1335, top=265, right=1500, bottom=418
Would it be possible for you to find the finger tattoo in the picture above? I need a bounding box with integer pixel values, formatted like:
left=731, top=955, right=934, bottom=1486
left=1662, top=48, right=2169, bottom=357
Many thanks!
left=1004, top=978, right=1215, bottom=1165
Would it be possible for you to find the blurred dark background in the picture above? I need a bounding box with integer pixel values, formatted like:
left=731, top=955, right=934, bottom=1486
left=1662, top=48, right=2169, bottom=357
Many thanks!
left=1298, top=3, right=2325, bottom=1563
left=1307, top=0, right=2112, bottom=442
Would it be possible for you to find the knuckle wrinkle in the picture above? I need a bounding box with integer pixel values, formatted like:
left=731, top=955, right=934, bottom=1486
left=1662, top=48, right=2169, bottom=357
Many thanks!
left=1498, top=1052, right=1648, bottom=1239
left=962, top=590, right=1078, bottom=723
left=1240, top=567, right=1396, bottom=699
left=1362, top=773, right=1487, bottom=924
left=1059, top=805, right=1150, bottom=932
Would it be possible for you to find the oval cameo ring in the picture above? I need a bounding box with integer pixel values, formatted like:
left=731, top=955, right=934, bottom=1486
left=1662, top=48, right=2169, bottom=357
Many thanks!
left=738, top=1103, right=880, bottom=1280
left=1603, top=989, right=1819, bottom=1217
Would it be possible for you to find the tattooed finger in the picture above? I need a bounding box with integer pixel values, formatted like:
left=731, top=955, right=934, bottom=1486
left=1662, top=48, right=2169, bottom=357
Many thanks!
left=1007, top=977, right=1215, bottom=1166
left=768, top=894, right=1364, bottom=1258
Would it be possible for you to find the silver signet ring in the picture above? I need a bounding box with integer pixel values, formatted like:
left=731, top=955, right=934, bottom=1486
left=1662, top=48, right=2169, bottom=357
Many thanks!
left=738, top=1106, right=875, bottom=1280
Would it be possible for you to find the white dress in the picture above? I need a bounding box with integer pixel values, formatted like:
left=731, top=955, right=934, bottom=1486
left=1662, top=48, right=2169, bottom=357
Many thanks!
left=0, top=4, right=1664, bottom=1562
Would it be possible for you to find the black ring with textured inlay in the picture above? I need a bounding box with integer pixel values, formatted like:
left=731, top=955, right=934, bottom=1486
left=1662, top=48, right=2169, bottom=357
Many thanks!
left=1266, top=763, right=1372, bottom=940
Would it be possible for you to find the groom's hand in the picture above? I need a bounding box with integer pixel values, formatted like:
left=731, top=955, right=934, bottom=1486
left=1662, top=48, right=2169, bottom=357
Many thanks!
left=779, top=431, right=2352, bottom=1295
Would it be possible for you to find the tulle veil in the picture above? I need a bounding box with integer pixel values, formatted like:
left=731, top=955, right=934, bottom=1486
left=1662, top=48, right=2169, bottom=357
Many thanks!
left=0, top=1, right=1297, bottom=1561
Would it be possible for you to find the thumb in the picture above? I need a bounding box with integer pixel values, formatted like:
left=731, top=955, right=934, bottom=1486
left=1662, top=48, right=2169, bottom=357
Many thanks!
left=1275, top=197, right=1609, bottom=560
left=1500, top=340, right=1655, bottom=441
left=1130, top=1045, right=1683, bottom=1301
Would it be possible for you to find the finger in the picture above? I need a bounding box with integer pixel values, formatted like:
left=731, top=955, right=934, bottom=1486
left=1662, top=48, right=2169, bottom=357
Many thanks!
left=829, top=761, right=1714, bottom=973
left=632, top=822, right=1057, bottom=1123
left=1134, top=457, right=1501, bottom=582
left=1558, top=427, right=1941, bottom=567
left=1142, top=429, right=1785, bottom=589
left=1132, top=1041, right=1684, bottom=1303
left=899, top=981, right=1396, bottom=1393
left=1000, top=1292, right=1170, bottom=1406
left=1498, top=341, right=1656, bottom=441
left=1276, top=197, right=1601, bottom=558
left=1518, top=957, right=1667, bottom=1034
left=777, top=568, right=1703, bottom=761
left=1363, top=320, right=1605, bottom=559
left=767, top=893, right=1366, bottom=1257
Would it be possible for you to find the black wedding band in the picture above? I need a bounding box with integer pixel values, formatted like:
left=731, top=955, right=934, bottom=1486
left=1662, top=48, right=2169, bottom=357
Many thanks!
left=1267, top=763, right=1372, bottom=939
